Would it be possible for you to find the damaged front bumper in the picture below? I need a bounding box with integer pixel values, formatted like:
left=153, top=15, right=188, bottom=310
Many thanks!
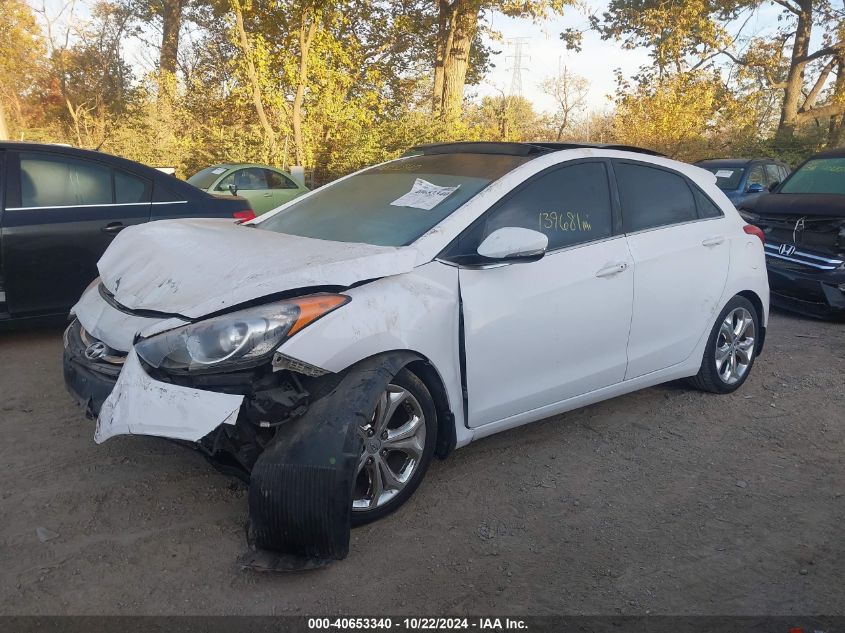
left=64, top=319, right=244, bottom=442
left=767, top=263, right=845, bottom=319
left=64, top=317, right=365, bottom=565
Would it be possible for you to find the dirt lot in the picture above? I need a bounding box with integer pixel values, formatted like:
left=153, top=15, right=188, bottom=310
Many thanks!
left=0, top=310, right=843, bottom=615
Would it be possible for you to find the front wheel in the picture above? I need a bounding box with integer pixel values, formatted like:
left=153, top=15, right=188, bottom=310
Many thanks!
left=351, top=369, right=437, bottom=526
left=689, top=296, right=759, bottom=394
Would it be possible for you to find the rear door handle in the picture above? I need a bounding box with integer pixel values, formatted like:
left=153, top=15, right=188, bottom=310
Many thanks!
left=595, top=262, right=629, bottom=278
left=702, top=235, right=725, bottom=247
left=101, top=222, right=125, bottom=234
left=262, top=192, right=273, bottom=197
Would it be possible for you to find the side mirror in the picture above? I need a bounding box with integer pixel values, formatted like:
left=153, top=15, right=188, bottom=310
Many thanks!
left=477, top=227, right=548, bottom=263
left=747, top=183, right=765, bottom=194
left=228, top=183, right=238, bottom=196
left=768, top=181, right=780, bottom=192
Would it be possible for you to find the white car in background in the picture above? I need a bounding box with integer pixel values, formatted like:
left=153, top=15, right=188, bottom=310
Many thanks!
left=63, top=142, right=769, bottom=566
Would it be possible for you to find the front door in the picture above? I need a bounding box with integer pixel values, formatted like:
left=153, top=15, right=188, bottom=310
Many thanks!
left=451, top=160, right=635, bottom=428
left=612, top=160, right=730, bottom=379
left=1, top=151, right=151, bottom=316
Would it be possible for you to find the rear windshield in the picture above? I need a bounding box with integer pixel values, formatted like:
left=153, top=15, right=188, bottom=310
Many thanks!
left=256, top=153, right=532, bottom=246
left=700, top=166, right=745, bottom=191
left=187, top=166, right=227, bottom=189
left=781, top=158, right=845, bottom=195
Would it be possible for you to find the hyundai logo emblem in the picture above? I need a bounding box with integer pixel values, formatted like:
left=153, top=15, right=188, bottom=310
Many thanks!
left=84, top=341, right=109, bottom=361
left=778, top=243, right=796, bottom=257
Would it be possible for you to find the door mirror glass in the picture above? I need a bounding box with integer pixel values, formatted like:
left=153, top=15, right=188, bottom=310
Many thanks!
left=477, top=227, right=548, bottom=262
left=228, top=183, right=238, bottom=196
left=747, top=183, right=765, bottom=194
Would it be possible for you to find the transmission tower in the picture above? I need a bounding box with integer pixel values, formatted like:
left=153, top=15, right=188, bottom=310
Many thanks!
left=506, top=38, right=531, bottom=98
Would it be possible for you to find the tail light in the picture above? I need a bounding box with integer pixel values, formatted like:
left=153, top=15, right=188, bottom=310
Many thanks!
left=743, top=224, right=765, bottom=244
left=233, top=209, right=256, bottom=222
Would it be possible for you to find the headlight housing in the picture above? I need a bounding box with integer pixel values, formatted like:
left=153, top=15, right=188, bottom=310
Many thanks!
left=135, top=294, right=349, bottom=371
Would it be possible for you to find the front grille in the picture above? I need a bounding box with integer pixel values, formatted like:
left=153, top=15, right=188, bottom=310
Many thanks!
left=79, top=326, right=127, bottom=365
left=764, top=241, right=844, bottom=272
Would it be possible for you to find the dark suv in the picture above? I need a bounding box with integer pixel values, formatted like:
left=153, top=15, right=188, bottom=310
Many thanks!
left=696, top=158, right=791, bottom=207
left=0, top=142, right=255, bottom=322
left=738, top=148, right=845, bottom=318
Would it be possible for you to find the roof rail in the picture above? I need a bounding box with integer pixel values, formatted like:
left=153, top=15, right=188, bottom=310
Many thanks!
left=406, top=141, right=665, bottom=158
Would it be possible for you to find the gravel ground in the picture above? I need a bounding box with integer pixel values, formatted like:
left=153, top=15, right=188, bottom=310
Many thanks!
left=0, top=310, right=843, bottom=615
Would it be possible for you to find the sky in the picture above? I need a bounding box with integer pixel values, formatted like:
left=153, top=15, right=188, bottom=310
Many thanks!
left=37, top=0, right=795, bottom=116
left=475, top=1, right=787, bottom=114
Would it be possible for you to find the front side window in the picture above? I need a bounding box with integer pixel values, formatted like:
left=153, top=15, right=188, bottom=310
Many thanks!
left=615, top=162, right=697, bottom=232
left=234, top=168, right=268, bottom=190
left=482, top=162, right=613, bottom=251
left=20, top=152, right=112, bottom=208
left=764, top=164, right=781, bottom=186
left=780, top=158, right=845, bottom=195
left=258, top=153, right=532, bottom=247
left=747, top=165, right=766, bottom=189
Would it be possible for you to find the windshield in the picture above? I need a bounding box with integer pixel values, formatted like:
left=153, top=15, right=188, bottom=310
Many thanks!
left=781, top=158, right=845, bottom=195
left=256, top=153, right=532, bottom=246
left=701, top=166, right=745, bottom=191
left=187, top=166, right=228, bottom=189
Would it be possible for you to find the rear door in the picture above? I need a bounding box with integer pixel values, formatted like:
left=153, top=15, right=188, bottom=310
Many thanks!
left=1, top=150, right=151, bottom=316
left=615, top=160, right=730, bottom=379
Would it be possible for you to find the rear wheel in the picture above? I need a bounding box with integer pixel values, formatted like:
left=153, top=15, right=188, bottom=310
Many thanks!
left=689, top=296, right=759, bottom=394
left=350, top=369, right=437, bottom=526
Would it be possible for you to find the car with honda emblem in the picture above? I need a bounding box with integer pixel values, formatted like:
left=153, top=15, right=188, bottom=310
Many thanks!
left=738, top=147, right=845, bottom=318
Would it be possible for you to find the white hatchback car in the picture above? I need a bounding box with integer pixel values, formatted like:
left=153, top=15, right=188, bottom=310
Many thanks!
left=64, top=142, right=769, bottom=564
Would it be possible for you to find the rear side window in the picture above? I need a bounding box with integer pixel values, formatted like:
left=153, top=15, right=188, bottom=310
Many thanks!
left=20, top=152, right=112, bottom=207
left=615, top=162, right=697, bottom=232
left=692, top=188, right=723, bottom=219
left=115, top=170, right=151, bottom=203
left=265, top=170, right=298, bottom=189
left=483, top=162, right=613, bottom=251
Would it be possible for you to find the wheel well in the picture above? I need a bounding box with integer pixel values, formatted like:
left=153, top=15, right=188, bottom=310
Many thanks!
left=404, top=359, right=457, bottom=459
left=737, top=290, right=766, bottom=356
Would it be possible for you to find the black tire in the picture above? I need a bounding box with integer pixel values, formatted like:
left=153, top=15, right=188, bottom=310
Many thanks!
left=689, top=295, right=759, bottom=394
left=350, top=368, right=438, bottom=526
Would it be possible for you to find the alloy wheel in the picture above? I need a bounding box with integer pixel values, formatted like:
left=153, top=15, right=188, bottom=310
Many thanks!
left=353, top=384, right=427, bottom=511
left=715, top=307, right=756, bottom=385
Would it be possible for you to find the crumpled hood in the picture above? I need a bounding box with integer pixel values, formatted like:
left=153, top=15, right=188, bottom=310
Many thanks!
left=744, top=193, right=845, bottom=218
left=97, top=218, right=419, bottom=318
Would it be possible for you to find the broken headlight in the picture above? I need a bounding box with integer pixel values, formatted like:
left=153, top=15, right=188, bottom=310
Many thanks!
left=135, top=294, right=349, bottom=371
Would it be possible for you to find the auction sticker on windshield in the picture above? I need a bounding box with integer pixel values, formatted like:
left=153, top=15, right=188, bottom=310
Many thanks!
left=391, top=178, right=460, bottom=210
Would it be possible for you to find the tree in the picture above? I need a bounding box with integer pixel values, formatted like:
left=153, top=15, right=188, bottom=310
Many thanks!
left=432, top=0, right=573, bottom=120
left=590, top=0, right=845, bottom=144
left=0, top=0, right=47, bottom=139
left=541, top=65, right=588, bottom=140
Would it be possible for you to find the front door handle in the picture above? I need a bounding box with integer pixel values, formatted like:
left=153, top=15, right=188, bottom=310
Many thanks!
left=102, top=222, right=125, bottom=234
left=595, top=262, right=629, bottom=278
left=262, top=192, right=273, bottom=197
left=702, top=235, right=725, bottom=247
